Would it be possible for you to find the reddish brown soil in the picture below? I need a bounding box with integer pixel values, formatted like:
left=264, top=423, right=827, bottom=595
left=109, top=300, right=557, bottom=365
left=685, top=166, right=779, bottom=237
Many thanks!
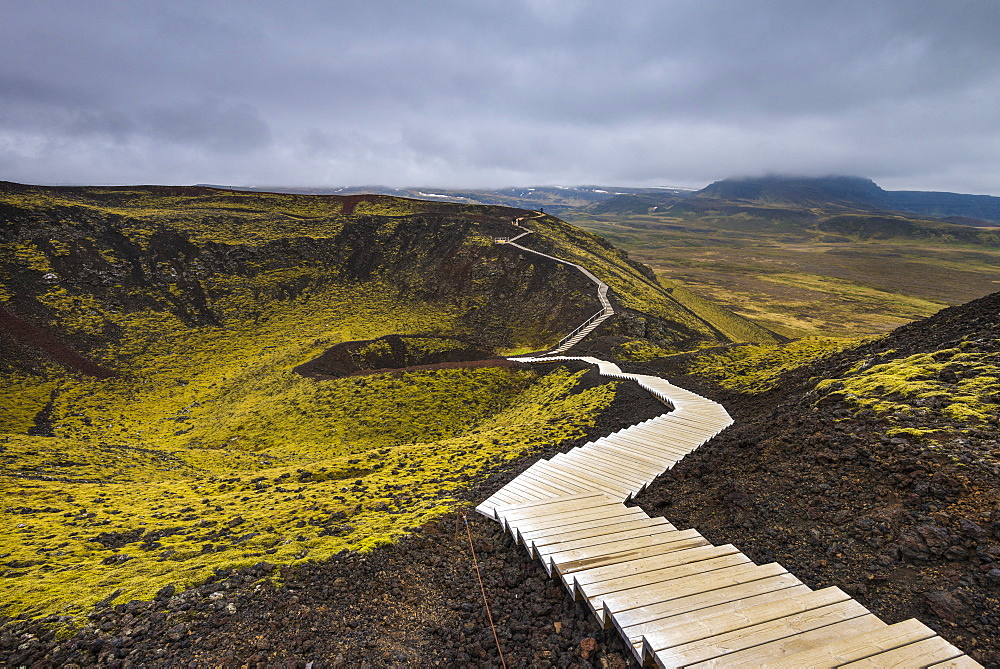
left=0, top=305, right=118, bottom=378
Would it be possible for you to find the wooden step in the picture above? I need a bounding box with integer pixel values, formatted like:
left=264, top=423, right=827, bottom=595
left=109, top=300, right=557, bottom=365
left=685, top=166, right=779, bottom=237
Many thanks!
left=839, top=634, right=968, bottom=666
left=647, top=600, right=880, bottom=667
left=619, top=582, right=812, bottom=664
left=767, top=617, right=949, bottom=668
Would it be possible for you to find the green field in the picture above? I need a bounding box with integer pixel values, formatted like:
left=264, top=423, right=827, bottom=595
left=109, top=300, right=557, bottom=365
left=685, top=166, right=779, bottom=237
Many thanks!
left=567, top=211, right=1000, bottom=338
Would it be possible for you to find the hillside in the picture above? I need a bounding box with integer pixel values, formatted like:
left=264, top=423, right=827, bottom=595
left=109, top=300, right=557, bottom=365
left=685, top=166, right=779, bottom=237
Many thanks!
left=632, top=291, right=1000, bottom=665
left=0, top=181, right=783, bottom=624
left=1, top=182, right=996, bottom=666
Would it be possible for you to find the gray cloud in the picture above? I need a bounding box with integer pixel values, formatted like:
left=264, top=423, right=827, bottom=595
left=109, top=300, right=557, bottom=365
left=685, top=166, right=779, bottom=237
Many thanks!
left=1, top=0, right=998, bottom=193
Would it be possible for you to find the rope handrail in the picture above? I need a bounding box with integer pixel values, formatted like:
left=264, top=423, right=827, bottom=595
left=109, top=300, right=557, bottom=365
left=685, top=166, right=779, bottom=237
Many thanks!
left=462, top=512, right=507, bottom=668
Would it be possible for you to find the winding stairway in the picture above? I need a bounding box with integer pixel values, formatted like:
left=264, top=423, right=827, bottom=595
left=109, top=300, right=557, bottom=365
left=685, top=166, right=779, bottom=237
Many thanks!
left=478, top=219, right=980, bottom=668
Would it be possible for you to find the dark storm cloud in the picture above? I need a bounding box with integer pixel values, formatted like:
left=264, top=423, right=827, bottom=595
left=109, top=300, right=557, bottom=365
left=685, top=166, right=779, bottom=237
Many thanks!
left=1, top=0, right=998, bottom=193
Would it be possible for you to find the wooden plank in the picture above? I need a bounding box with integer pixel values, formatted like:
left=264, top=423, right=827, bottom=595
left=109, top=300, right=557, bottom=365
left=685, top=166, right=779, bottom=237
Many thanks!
left=604, top=437, right=689, bottom=461
left=654, top=605, right=881, bottom=668
left=594, top=433, right=680, bottom=458
left=531, top=521, right=676, bottom=561
left=552, top=451, right=652, bottom=486
left=613, top=571, right=804, bottom=636
left=497, top=475, right=572, bottom=502
left=502, top=502, right=628, bottom=538
left=551, top=450, right=651, bottom=482
left=544, top=531, right=704, bottom=578
left=603, top=562, right=790, bottom=626
left=636, top=587, right=852, bottom=658
left=600, top=434, right=688, bottom=459
left=619, top=583, right=812, bottom=663
left=616, top=428, right=695, bottom=451
left=513, top=469, right=586, bottom=498
left=761, top=618, right=936, bottom=667
left=533, top=522, right=679, bottom=559
left=616, top=425, right=699, bottom=449
left=486, top=479, right=550, bottom=507
left=493, top=491, right=617, bottom=519
left=663, top=414, right=727, bottom=431
left=490, top=488, right=607, bottom=511
left=632, top=419, right=716, bottom=440
left=589, top=554, right=755, bottom=613
left=545, top=527, right=699, bottom=570
left=624, top=423, right=713, bottom=446
left=523, top=516, right=672, bottom=548
left=490, top=478, right=548, bottom=504
left=838, top=629, right=966, bottom=668
left=653, top=412, right=727, bottom=429
left=500, top=499, right=628, bottom=530
left=584, top=441, right=673, bottom=469
left=576, top=443, right=666, bottom=474
left=474, top=488, right=523, bottom=514
left=572, top=447, right=664, bottom=477
left=520, top=462, right=596, bottom=494
left=927, top=656, right=986, bottom=668
left=570, top=543, right=751, bottom=592
left=583, top=545, right=745, bottom=601
left=644, top=410, right=725, bottom=429
left=512, top=507, right=651, bottom=542
left=516, top=467, right=590, bottom=496
left=544, top=458, right=645, bottom=492
left=610, top=425, right=690, bottom=447
left=558, top=531, right=713, bottom=580
left=587, top=438, right=672, bottom=466
left=528, top=460, right=632, bottom=500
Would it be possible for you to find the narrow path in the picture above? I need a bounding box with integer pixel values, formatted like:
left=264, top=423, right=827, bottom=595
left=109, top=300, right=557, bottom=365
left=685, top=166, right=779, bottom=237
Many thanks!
left=481, top=218, right=979, bottom=667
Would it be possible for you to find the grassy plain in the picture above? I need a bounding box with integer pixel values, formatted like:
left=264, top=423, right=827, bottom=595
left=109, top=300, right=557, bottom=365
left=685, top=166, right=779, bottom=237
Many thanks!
left=567, top=212, right=1000, bottom=338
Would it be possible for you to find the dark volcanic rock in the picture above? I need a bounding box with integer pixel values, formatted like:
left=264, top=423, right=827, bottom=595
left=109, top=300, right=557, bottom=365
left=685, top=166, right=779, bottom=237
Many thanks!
left=633, top=291, right=1000, bottom=667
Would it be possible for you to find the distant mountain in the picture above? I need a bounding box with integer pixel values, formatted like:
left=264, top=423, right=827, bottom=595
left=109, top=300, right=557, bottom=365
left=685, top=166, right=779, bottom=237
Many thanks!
left=694, top=176, right=887, bottom=208
left=693, top=176, right=1000, bottom=224
left=195, top=184, right=696, bottom=215
left=887, top=190, right=1000, bottom=225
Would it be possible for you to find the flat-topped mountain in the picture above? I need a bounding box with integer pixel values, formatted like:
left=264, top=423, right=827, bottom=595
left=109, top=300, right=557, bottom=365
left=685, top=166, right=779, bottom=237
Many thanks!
left=693, top=175, right=1000, bottom=224
left=694, top=175, right=889, bottom=208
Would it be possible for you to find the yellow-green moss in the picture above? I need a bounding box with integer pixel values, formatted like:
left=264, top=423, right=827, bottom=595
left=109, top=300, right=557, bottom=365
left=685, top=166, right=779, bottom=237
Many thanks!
left=0, top=367, right=615, bottom=618
left=815, top=346, right=1000, bottom=425
left=689, top=337, right=857, bottom=393
left=13, top=242, right=53, bottom=272
left=0, top=274, right=619, bottom=618
left=614, top=339, right=674, bottom=362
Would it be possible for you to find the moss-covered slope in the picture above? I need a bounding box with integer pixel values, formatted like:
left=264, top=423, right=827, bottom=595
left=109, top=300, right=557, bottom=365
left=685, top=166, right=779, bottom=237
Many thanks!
left=0, top=182, right=653, bottom=617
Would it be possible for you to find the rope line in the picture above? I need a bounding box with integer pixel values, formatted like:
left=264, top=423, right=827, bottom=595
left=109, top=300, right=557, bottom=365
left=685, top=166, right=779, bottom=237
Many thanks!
left=463, top=512, right=507, bottom=668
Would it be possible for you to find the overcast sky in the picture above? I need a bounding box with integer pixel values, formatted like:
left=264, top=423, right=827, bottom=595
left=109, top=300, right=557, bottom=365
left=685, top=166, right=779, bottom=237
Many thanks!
left=1, top=1, right=998, bottom=194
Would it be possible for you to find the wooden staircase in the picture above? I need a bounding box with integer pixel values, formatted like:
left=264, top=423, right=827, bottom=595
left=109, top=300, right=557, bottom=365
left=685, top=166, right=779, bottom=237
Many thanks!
left=480, top=221, right=981, bottom=667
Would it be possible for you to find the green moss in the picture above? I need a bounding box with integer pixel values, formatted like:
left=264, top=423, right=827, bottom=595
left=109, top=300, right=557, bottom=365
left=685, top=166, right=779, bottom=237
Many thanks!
left=688, top=337, right=857, bottom=393
left=0, top=185, right=644, bottom=620
left=13, top=242, right=53, bottom=272
left=0, top=372, right=57, bottom=433
left=815, top=346, right=1000, bottom=425
left=885, top=427, right=938, bottom=439
left=614, top=339, right=674, bottom=362
left=0, top=367, right=615, bottom=618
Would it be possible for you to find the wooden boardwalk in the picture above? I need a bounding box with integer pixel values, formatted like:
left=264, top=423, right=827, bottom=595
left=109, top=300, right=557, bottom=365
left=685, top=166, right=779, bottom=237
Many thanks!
left=478, top=223, right=981, bottom=667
